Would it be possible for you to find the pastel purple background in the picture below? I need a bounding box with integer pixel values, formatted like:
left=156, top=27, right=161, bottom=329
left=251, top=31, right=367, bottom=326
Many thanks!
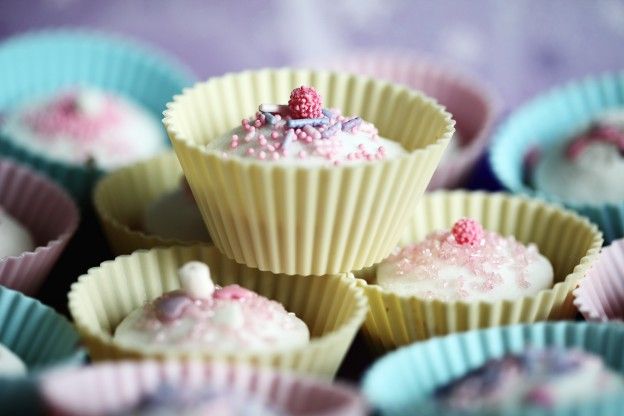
left=1, top=0, right=623, bottom=111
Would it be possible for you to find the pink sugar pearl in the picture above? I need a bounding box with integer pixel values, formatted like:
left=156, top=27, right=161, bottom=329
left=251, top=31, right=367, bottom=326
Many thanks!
left=213, top=284, right=254, bottom=300
left=451, top=218, right=484, bottom=246
left=288, top=86, right=323, bottom=119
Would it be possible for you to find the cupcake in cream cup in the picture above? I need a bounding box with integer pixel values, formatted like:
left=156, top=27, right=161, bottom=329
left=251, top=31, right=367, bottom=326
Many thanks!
left=354, top=190, right=602, bottom=353
left=491, top=71, right=624, bottom=243
left=0, top=159, right=79, bottom=294
left=574, top=238, right=624, bottom=322
left=302, top=51, right=499, bottom=189
left=68, top=245, right=368, bottom=380
left=163, top=69, right=454, bottom=276
left=40, top=361, right=367, bottom=416
left=0, top=285, right=85, bottom=415
left=362, top=322, right=624, bottom=416
left=93, top=152, right=211, bottom=255
left=0, top=28, right=194, bottom=204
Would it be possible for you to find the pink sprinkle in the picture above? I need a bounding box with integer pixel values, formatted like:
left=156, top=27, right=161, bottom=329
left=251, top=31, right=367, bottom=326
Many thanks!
left=232, top=134, right=239, bottom=141
left=267, top=144, right=275, bottom=152
left=230, top=141, right=238, bottom=149
left=271, top=131, right=280, bottom=139
left=259, top=135, right=267, bottom=146
left=244, top=132, right=255, bottom=142
left=271, top=152, right=279, bottom=160
left=298, top=150, right=307, bottom=159
left=288, top=86, right=323, bottom=119
left=259, top=151, right=266, bottom=160
left=451, top=218, right=484, bottom=246
left=246, top=148, right=255, bottom=155
left=213, top=284, right=255, bottom=300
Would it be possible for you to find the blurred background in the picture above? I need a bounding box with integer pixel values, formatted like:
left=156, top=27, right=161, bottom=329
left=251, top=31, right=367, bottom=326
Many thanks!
left=1, top=0, right=623, bottom=111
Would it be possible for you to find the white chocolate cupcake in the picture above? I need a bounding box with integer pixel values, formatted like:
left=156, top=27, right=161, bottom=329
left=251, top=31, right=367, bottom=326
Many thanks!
left=376, top=218, right=554, bottom=302
left=114, top=262, right=310, bottom=353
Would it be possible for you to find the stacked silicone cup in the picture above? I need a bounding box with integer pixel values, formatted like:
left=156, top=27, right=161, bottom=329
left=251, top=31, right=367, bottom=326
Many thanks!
left=354, top=191, right=602, bottom=353
left=0, top=159, right=79, bottom=294
left=93, top=151, right=210, bottom=255
left=164, top=68, right=454, bottom=276
left=0, top=28, right=194, bottom=204
left=67, top=245, right=368, bottom=380
left=304, top=51, right=498, bottom=189
left=574, top=238, right=624, bottom=321
left=0, top=285, right=85, bottom=415
left=362, top=322, right=624, bottom=416
left=40, top=361, right=367, bottom=416
left=490, top=71, right=624, bottom=243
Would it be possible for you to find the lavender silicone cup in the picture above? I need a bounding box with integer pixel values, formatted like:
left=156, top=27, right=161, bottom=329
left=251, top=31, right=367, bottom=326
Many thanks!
left=0, top=159, right=79, bottom=294
left=303, top=51, right=499, bottom=189
left=574, top=239, right=624, bottom=321
left=40, top=361, right=367, bottom=416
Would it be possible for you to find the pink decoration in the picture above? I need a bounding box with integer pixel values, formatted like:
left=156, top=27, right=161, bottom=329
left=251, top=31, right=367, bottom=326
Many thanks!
left=451, top=218, right=484, bottom=246
left=288, top=86, right=323, bottom=119
left=213, top=284, right=255, bottom=300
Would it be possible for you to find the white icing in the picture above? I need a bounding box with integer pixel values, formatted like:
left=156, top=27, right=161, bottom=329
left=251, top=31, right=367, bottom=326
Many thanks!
left=0, top=208, right=35, bottom=260
left=534, top=109, right=624, bottom=204
left=1, top=88, right=166, bottom=170
left=143, top=188, right=211, bottom=243
left=376, top=231, right=554, bottom=302
left=178, top=262, right=214, bottom=299
left=208, top=122, right=406, bottom=166
left=0, top=343, right=26, bottom=376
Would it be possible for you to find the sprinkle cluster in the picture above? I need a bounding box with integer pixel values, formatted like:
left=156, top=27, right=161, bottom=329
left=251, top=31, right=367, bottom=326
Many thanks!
left=387, top=219, right=539, bottom=300
left=223, top=86, right=386, bottom=164
left=21, top=91, right=118, bottom=140
left=566, top=122, right=624, bottom=160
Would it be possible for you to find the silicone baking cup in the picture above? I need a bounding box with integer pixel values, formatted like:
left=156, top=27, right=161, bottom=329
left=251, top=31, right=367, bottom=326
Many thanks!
left=41, top=361, right=367, bottom=416
left=303, top=51, right=498, bottom=189
left=0, top=285, right=85, bottom=415
left=93, top=151, right=210, bottom=255
left=68, top=245, right=368, bottom=380
left=0, top=159, right=79, bottom=294
left=362, top=322, right=624, bottom=416
left=0, top=28, right=194, bottom=204
left=164, top=69, right=454, bottom=275
left=354, top=191, right=602, bottom=353
left=490, top=71, right=624, bottom=243
left=574, top=238, right=624, bottom=321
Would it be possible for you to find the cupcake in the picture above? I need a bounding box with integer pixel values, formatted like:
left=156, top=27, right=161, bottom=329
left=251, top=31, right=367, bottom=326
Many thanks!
left=114, top=261, right=310, bottom=353
left=68, top=245, right=368, bottom=379
left=574, top=238, right=624, bottom=322
left=355, top=191, right=602, bottom=352
left=491, top=71, right=624, bottom=243
left=40, top=361, right=367, bottom=416
left=0, top=285, right=85, bottom=415
left=94, top=152, right=210, bottom=255
left=0, top=159, right=79, bottom=294
left=362, top=322, right=624, bottom=416
left=164, top=69, right=454, bottom=275
left=0, top=29, right=194, bottom=203
left=301, top=51, right=498, bottom=189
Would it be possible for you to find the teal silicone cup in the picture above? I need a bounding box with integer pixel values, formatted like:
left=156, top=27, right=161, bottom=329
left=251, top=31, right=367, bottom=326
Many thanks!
left=490, top=71, right=624, bottom=243
left=0, top=28, right=195, bottom=204
left=363, top=322, right=624, bottom=416
left=0, top=286, right=85, bottom=414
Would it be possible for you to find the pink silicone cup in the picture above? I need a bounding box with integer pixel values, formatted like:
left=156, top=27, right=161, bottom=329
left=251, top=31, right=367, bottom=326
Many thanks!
left=574, top=239, right=624, bottom=322
left=40, top=361, right=367, bottom=416
left=0, top=159, right=79, bottom=294
left=301, top=51, right=499, bottom=189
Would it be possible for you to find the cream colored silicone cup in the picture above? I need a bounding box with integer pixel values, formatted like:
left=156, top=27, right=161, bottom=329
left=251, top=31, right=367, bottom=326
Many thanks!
left=93, top=151, right=210, bottom=255
left=163, top=68, right=454, bottom=276
left=68, top=245, right=368, bottom=380
left=355, top=191, right=603, bottom=353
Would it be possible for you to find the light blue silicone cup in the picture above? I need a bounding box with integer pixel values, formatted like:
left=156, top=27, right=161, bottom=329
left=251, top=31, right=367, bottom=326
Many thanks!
left=363, top=322, right=624, bottom=416
left=0, top=28, right=195, bottom=204
left=0, top=286, right=85, bottom=414
left=490, top=71, right=624, bottom=243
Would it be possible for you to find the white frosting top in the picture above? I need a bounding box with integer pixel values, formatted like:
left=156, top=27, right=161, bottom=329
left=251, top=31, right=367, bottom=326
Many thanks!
left=114, top=262, right=309, bottom=353
left=376, top=219, right=554, bottom=302
left=534, top=108, right=624, bottom=204
left=1, top=88, right=166, bottom=170
left=0, top=207, right=35, bottom=260
left=0, top=343, right=26, bottom=377
left=207, top=103, right=406, bottom=166
left=143, top=178, right=211, bottom=243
